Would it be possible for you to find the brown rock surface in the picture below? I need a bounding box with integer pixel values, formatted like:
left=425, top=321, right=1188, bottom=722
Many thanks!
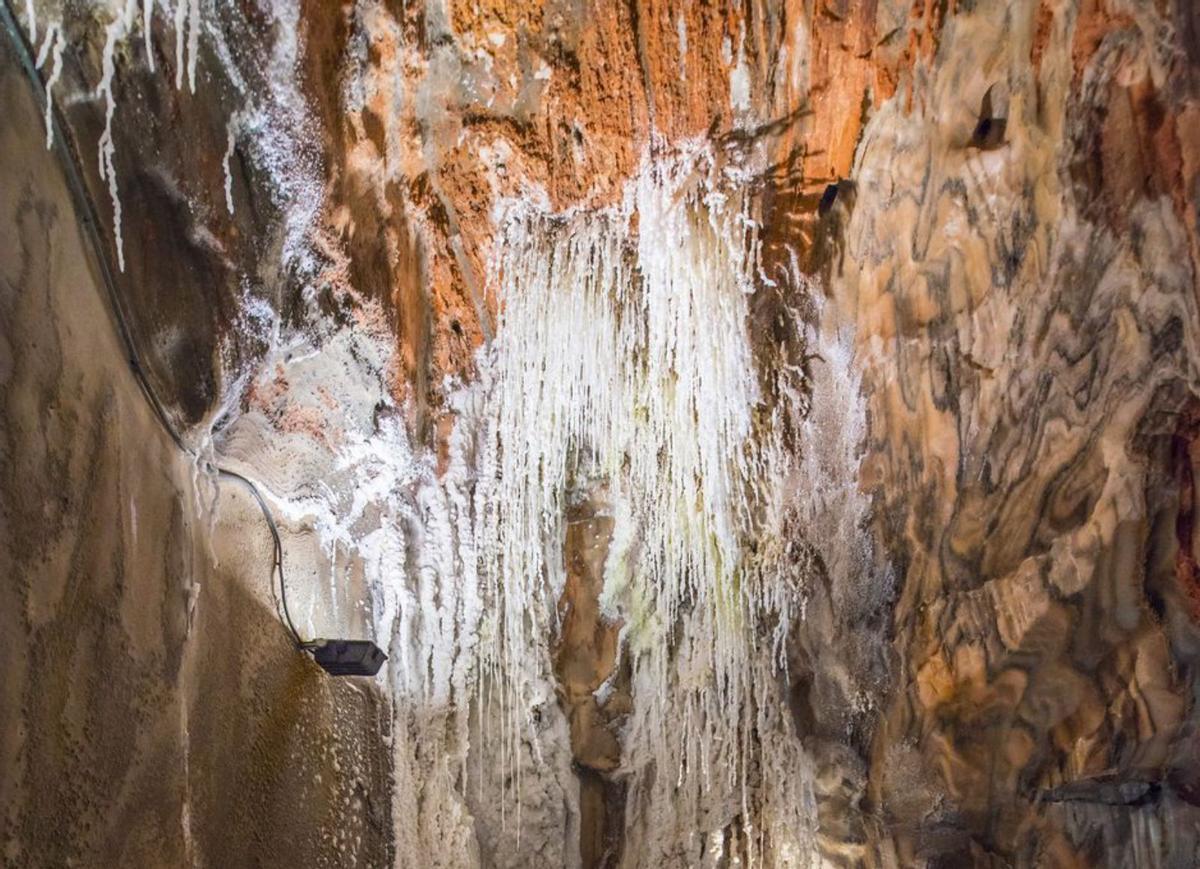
left=0, top=34, right=391, bottom=868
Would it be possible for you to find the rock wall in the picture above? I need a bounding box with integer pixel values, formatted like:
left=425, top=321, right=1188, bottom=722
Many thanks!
left=2, top=0, right=1199, bottom=867
left=844, top=2, right=1200, bottom=864
left=0, top=33, right=391, bottom=869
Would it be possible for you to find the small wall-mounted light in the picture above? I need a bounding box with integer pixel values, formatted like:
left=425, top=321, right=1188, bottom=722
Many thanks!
left=309, top=639, right=388, bottom=676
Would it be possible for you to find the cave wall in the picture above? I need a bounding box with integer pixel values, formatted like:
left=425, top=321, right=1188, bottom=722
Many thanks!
left=0, top=37, right=391, bottom=868
left=2, top=0, right=1199, bottom=867
left=839, top=2, right=1200, bottom=864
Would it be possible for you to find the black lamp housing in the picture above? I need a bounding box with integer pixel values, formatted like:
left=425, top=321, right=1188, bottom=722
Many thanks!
left=309, top=639, right=388, bottom=676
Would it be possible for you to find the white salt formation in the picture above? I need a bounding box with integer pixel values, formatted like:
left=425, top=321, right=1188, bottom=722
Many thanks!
left=174, top=0, right=200, bottom=93
left=30, top=0, right=200, bottom=271
left=34, top=21, right=63, bottom=150
left=143, top=0, right=154, bottom=71
left=377, top=144, right=827, bottom=866
left=95, top=9, right=128, bottom=271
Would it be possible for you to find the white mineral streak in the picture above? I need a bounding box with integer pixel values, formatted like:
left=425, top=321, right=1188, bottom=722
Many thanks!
left=170, top=0, right=201, bottom=92
left=186, top=0, right=199, bottom=92
left=143, top=0, right=154, bottom=71
left=35, top=23, right=64, bottom=150
left=729, top=22, right=750, bottom=114
left=24, top=0, right=35, bottom=43
left=676, top=12, right=687, bottom=82
left=96, top=14, right=126, bottom=271
left=233, top=0, right=325, bottom=278
left=174, top=0, right=188, bottom=89
left=223, top=118, right=236, bottom=213
left=33, top=20, right=52, bottom=66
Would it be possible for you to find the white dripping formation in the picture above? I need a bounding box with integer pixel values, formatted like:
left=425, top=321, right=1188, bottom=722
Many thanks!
left=34, top=21, right=64, bottom=150
left=173, top=0, right=200, bottom=92
left=95, top=4, right=132, bottom=272
left=476, top=146, right=772, bottom=720
left=388, top=143, right=819, bottom=863
left=29, top=0, right=204, bottom=272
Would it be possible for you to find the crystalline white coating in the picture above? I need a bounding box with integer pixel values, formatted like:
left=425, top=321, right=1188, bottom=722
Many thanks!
left=223, top=118, right=237, bottom=214
left=174, top=0, right=187, bottom=89
left=41, top=29, right=63, bottom=151
left=230, top=0, right=325, bottom=278
left=24, top=0, right=35, bottom=43
left=34, top=12, right=64, bottom=155
left=371, top=142, right=823, bottom=864
left=34, top=20, right=54, bottom=68
left=97, top=16, right=126, bottom=271
left=676, top=12, right=687, bottom=82
left=187, top=0, right=200, bottom=93
left=729, top=22, right=751, bottom=114
left=144, top=0, right=155, bottom=72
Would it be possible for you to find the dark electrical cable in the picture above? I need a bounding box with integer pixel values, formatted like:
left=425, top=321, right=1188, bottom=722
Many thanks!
left=0, top=1, right=307, bottom=651
left=216, top=469, right=307, bottom=649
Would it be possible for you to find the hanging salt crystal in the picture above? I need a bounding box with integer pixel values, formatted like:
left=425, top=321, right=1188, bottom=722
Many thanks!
left=144, top=0, right=155, bottom=71
left=187, top=0, right=199, bottom=92
left=223, top=119, right=236, bottom=214
left=174, top=0, right=187, bottom=89
left=37, top=24, right=64, bottom=150
left=96, top=17, right=126, bottom=271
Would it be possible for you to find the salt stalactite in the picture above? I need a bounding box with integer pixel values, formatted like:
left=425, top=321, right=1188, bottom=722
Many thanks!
left=174, top=0, right=199, bottom=92
left=96, top=13, right=127, bottom=271
left=174, top=0, right=187, bottom=89
left=24, top=0, right=35, bottom=43
left=186, top=0, right=199, bottom=92
left=391, top=142, right=821, bottom=865
left=35, top=22, right=64, bottom=150
left=143, top=0, right=155, bottom=71
left=223, top=117, right=237, bottom=214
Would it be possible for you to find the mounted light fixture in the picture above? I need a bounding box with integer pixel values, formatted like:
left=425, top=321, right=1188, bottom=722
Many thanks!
left=308, top=640, right=388, bottom=676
